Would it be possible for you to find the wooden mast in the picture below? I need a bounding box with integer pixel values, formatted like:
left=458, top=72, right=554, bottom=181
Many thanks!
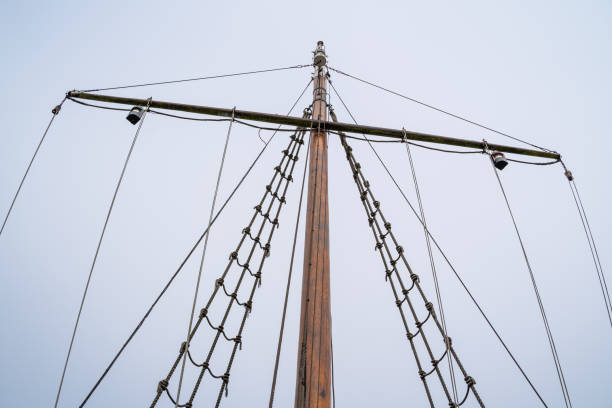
left=294, top=41, right=332, bottom=408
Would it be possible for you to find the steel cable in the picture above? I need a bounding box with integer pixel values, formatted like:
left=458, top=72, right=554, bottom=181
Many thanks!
left=81, top=64, right=311, bottom=92
left=0, top=97, right=66, bottom=238
left=328, top=65, right=556, bottom=153
left=78, top=79, right=312, bottom=407
left=55, top=97, right=152, bottom=408
left=561, top=168, right=612, bottom=327
left=329, top=79, right=550, bottom=407
left=174, top=111, right=234, bottom=407
left=488, top=155, right=572, bottom=408
left=404, top=141, right=459, bottom=403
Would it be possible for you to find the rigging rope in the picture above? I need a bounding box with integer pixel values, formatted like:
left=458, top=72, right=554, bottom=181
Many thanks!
left=175, top=110, right=235, bottom=407
left=54, top=97, right=152, bottom=408
left=77, top=79, right=312, bottom=407
left=268, top=128, right=311, bottom=408
left=403, top=138, right=459, bottom=404
left=486, top=147, right=573, bottom=408
left=81, top=64, right=311, bottom=92
left=149, top=124, right=309, bottom=408
left=328, top=79, right=550, bottom=407
left=561, top=165, right=612, bottom=327
left=0, top=98, right=66, bottom=238
left=327, top=65, right=556, bottom=153
left=338, top=130, right=485, bottom=407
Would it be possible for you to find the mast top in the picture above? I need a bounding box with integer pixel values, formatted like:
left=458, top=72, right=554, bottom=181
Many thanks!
left=313, top=41, right=327, bottom=67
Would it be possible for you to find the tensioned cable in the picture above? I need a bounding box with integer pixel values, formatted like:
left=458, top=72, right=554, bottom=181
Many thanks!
left=54, top=97, right=152, bottom=408
left=487, top=152, right=572, bottom=408
left=0, top=98, right=66, bottom=238
left=81, top=64, right=311, bottom=92
left=329, top=79, right=550, bottom=407
left=564, top=173, right=612, bottom=326
left=268, top=131, right=311, bottom=408
left=78, top=78, right=313, bottom=407
left=174, top=110, right=235, bottom=407
left=404, top=141, right=459, bottom=403
left=328, top=65, right=556, bottom=153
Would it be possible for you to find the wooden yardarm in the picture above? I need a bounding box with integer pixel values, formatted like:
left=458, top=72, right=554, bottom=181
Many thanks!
left=295, top=42, right=332, bottom=408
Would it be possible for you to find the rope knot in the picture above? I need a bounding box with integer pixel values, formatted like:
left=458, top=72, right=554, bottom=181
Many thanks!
left=355, top=162, right=361, bottom=169
left=245, top=300, right=253, bottom=310
left=242, top=226, right=250, bottom=234
left=395, top=299, right=402, bottom=308
left=418, top=370, right=426, bottom=379
left=229, top=251, right=238, bottom=260
left=375, top=242, right=383, bottom=250
left=464, top=376, right=476, bottom=387
left=215, top=278, right=224, bottom=287
left=180, top=341, right=187, bottom=353
left=368, top=217, right=374, bottom=226
left=364, top=180, right=370, bottom=188
left=410, top=273, right=420, bottom=283
left=384, top=222, right=391, bottom=230
left=424, top=301, right=434, bottom=311
left=265, top=184, right=272, bottom=192
left=564, top=169, right=574, bottom=181
left=234, top=335, right=242, bottom=350
left=52, top=104, right=62, bottom=115
left=254, top=204, right=262, bottom=212
left=385, top=269, right=392, bottom=280
left=199, top=308, right=208, bottom=318
left=373, top=200, right=380, bottom=208
left=157, top=379, right=169, bottom=393
left=396, top=245, right=404, bottom=254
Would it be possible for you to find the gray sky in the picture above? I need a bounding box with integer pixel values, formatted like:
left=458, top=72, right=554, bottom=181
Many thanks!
left=1, top=1, right=610, bottom=407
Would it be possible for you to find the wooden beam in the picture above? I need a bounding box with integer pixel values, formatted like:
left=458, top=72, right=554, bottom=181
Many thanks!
left=67, top=91, right=560, bottom=160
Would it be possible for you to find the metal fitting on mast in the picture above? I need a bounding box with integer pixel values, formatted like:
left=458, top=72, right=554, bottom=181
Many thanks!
left=313, top=40, right=328, bottom=78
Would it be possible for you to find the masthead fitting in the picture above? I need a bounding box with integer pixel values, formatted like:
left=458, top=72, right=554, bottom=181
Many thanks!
left=313, top=41, right=327, bottom=67
left=126, top=106, right=144, bottom=125
left=491, top=151, right=508, bottom=170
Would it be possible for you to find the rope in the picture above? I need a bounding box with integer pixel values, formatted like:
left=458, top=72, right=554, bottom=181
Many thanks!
left=329, top=79, right=550, bottom=406
left=148, top=125, right=309, bottom=408
left=559, top=163, right=612, bottom=326
left=327, top=65, right=557, bottom=153
left=80, top=64, right=311, bottom=92
left=175, top=109, right=235, bottom=407
left=268, top=131, right=311, bottom=407
left=0, top=97, right=66, bottom=238
left=78, top=79, right=312, bottom=407
left=487, top=153, right=572, bottom=408
left=54, top=97, right=151, bottom=408
left=404, top=140, right=459, bottom=403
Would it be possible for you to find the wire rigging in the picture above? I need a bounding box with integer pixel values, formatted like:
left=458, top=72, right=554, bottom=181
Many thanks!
left=175, top=111, right=235, bottom=407
left=562, top=166, right=612, bottom=327
left=0, top=98, right=66, bottom=238
left=78, top=79, right=312, bottom=407
left=328, top=79, right=550, bottom=407
left=268, top=130, right=311, bottom=408
left=404, top=140, right=459, bottom=403
left=81, top=64, right=311, bottom=92
left=487, top=151, right=573, bottom=407
left=54, top=97, right=152, bottom=408
left=337, top=129, right=485, bottom=407
left=328, top=65, right=556, bottom=154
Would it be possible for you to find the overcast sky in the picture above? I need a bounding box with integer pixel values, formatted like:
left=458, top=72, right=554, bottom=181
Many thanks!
left=1, top=1, right=610, bottom=407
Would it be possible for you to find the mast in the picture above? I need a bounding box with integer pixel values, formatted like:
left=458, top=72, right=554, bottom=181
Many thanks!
left=294, top=41, right=332, bottom=408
